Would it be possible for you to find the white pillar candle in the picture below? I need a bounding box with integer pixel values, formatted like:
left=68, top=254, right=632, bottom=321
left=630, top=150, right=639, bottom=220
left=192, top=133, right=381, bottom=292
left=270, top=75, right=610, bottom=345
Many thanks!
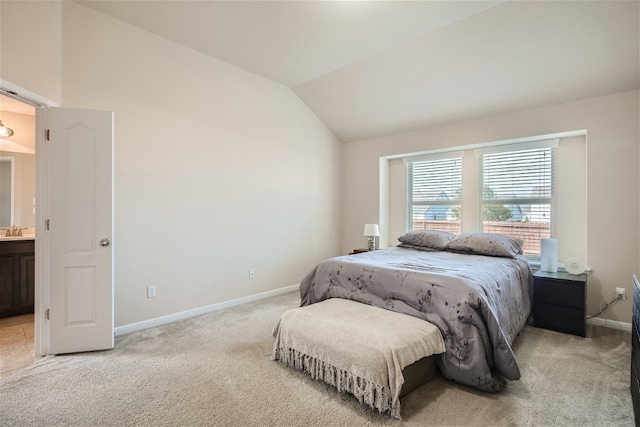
left=541, top=238, right=558, bottom=273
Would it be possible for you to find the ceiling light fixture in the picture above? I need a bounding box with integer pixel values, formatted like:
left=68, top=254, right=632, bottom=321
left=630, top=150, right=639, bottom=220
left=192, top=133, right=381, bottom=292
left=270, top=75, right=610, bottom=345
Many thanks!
left=0, top=120, right=14, bottom=137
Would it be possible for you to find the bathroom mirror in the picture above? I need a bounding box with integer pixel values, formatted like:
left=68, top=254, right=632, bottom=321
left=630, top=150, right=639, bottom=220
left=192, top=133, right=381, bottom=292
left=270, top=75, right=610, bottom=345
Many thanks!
left=0, top=154, right=36, bottom=228
left=0, top=157, right=14, bottom=227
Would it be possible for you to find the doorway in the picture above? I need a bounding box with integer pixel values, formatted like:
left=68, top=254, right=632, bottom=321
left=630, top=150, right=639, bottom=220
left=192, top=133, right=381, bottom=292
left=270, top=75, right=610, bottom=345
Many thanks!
left=1, top=81, right=115, bottom=358
left=0, top=92, right=38, bottom=373
left=1, top=80, right=61, bottom=360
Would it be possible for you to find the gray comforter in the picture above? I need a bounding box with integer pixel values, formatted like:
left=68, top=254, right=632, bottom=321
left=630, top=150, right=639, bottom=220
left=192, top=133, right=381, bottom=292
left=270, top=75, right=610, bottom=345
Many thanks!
left=299, top=247, right=533, bottom=392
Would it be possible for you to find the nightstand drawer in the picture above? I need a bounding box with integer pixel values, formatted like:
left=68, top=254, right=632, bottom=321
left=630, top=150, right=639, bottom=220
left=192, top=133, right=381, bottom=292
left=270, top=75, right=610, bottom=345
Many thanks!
left=533, top=302, right=585, bottom=337
left=633, top=323, right=640, bottom=374
left=634, top=283, right=640, bottom=332
left=533, top=278, right=584, bottom=310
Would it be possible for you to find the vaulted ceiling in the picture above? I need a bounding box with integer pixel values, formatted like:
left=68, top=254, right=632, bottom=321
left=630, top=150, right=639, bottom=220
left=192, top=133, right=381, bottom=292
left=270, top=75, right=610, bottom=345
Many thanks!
left=76, top=0, right=639, bottom=142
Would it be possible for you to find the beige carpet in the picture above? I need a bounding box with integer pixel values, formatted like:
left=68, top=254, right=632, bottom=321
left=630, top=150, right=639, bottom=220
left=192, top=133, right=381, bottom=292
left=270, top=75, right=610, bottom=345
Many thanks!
left=0, top=291, right=634, bottom=426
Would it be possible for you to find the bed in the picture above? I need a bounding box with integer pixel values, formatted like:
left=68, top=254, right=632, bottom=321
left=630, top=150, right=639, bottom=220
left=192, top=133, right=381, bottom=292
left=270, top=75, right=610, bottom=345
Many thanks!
left=299, top=231, right=533, bottom=392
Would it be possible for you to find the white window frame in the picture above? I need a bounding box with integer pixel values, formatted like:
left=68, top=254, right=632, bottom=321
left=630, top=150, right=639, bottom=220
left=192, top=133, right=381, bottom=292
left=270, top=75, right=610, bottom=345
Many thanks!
left=474, top=139, right=558, bottom=257
left=403, top=139, right=560, bottom=257
left=404, top=151, right=463, bottom=234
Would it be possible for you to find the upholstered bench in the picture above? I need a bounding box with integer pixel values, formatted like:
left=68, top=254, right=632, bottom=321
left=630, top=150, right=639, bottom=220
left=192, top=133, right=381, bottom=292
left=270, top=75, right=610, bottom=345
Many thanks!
left=271, top=298, right=446, bottom=419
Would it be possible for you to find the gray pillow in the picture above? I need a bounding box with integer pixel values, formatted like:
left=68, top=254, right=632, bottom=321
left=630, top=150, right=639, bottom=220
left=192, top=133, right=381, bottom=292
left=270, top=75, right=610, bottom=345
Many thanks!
left=397, top=243, right=439, bottom=252
left=445, top=233, right=523, bottom=258
left=397, top=230, right=456, bottom=250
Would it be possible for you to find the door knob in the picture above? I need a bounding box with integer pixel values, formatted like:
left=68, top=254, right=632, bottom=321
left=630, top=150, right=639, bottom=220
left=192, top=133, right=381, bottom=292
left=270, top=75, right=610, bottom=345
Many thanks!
left=99, top=238, right=110, bottom=247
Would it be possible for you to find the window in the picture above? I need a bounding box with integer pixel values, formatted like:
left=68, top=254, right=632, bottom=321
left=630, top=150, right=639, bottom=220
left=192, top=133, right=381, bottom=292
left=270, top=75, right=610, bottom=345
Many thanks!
left=404, top=139, right=558, bottom=257
left=405, top=152, right=462, bottom=234
left=476, top=140, right=557, bottom=256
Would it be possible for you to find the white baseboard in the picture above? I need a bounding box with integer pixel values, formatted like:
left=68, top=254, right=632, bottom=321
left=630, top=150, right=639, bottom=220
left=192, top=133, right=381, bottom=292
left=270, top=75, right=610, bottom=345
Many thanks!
left=114, top=284, right=299, bottom=336
left=587, top=317, right=632, bottom=332
left=114, top=286, right=630, bottom=337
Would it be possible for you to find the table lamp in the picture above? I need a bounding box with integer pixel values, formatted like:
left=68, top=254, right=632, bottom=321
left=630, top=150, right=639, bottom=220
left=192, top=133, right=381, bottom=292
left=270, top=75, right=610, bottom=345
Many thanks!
left=363, top=224, right=380, bottom=251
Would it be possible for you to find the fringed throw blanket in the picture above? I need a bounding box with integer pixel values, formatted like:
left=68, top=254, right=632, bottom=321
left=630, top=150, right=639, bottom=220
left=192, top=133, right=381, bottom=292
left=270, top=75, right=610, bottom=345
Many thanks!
left=271, top=298, right=446, bottom=419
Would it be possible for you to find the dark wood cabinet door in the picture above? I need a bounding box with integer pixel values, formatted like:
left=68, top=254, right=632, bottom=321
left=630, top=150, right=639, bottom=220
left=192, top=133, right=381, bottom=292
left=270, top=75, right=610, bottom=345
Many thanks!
left=19, top=254, right=35, bottom=307
left=0, top=241, right=35, bottom=317
left=0, top=255, right=13, bottom=312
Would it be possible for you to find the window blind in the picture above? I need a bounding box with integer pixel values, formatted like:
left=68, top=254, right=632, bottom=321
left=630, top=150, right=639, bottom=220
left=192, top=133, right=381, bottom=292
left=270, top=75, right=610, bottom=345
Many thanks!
left=406, top=154, right=462, bottom=234
left=477, top=143, right=555, bottom=255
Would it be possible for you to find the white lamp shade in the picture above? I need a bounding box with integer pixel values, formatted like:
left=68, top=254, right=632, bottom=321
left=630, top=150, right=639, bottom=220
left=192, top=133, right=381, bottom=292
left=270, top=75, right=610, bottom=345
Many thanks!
left=363, top=224, right=380, bottom=237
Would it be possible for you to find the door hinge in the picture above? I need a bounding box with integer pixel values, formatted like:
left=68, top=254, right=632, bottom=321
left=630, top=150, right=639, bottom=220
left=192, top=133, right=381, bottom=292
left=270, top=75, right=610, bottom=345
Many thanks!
left=45, top=308, right=50, bottom=320
left=46, top=219, right=50, bottom=230
left=45, top=129, right=50, bottom=141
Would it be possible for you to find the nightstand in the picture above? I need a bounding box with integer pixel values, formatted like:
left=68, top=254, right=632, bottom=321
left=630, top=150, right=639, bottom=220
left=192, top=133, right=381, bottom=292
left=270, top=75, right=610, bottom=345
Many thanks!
left=349, top=249, right=369, bottom=255
left=533, top=270, right=587, bottom=337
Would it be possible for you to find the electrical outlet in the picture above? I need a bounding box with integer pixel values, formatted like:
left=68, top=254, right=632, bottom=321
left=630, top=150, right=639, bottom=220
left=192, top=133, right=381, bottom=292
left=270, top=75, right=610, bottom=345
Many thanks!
left=147, top=285, right=157, bottom=298
left=249, top=269, right=256, bottom=279
left=616, top=287, right=626, bottom=300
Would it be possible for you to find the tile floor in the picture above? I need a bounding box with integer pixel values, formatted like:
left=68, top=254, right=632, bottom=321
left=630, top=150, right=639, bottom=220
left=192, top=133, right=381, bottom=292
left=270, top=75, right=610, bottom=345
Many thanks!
left=0, top=313, right=39, bottom=379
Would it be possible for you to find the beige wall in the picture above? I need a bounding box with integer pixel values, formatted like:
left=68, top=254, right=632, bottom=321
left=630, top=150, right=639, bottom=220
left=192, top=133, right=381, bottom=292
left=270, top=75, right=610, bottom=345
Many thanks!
left=1, top=1, right=342, bottom=327
left=343, top=90, right=640, bottom=324
left=0, top=1, right=62, bottom=103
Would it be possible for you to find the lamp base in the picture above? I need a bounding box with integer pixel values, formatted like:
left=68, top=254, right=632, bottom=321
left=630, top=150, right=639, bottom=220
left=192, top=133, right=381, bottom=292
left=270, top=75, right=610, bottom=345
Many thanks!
left=367, top=236, right=376, bottom=251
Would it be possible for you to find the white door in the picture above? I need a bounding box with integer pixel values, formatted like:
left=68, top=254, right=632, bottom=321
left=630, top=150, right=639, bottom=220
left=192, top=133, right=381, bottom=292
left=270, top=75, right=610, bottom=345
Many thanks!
left=46, top=107, right=114, bottom=354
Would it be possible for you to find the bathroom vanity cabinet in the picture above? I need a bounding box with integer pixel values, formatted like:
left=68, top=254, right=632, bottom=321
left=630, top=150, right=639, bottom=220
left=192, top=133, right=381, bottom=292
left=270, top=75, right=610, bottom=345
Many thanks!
left=0, top=239, right=35, bottom=317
